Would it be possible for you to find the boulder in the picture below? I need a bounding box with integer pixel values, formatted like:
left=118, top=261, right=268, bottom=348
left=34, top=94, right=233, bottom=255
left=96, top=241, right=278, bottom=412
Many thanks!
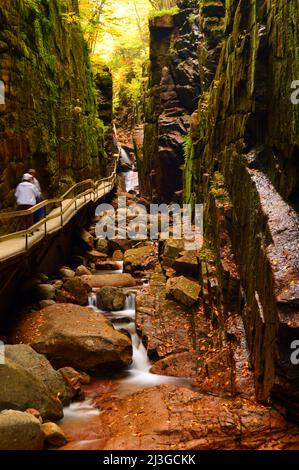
left=166, top=276, right=201, bottom=307
left=33, top=284, right=56, bottom=301
left=56, top=277, right=91, bottom=306
left=0, top=359, right=63, bottom=421
left=5, top=344, right=73, bottom=406
left=0, top=410, right=44, bottom=451
left=97, top=287, right=126, bottom=311
left=95, top=261, right=122, bottom=271
left=81, top=274, right=136, bottom=289
left=173, top=251, right=199, bottom=277
left=112, top=250, right=124, bottom=261
left=75, top=265, right=92, bottom=276
left=39, top=300, right=56, bottom=309
left=11, top=304, right=132, bottom=372
left=59, top=367, right=90, bottom=399
left=79, top=229, right=95, bottom=250
left=87, top=249, right=108, bottom=261
left=108, top=238, right=137, bottom=253
left=162, top=239, right=185, bottom=268
left=59, top=267, right=76, bottom=279
left=124, top=245, right=157, bottom=272
left=53, top=280, right=63, bottom=289
left=41, top=422, right=67, bottom=447
left=95, top=239, right=109, bottom=254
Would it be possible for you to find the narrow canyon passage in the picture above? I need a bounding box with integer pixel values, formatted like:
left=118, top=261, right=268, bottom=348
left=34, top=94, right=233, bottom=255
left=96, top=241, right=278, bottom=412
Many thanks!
left=0, top=0, right=299, bottom=456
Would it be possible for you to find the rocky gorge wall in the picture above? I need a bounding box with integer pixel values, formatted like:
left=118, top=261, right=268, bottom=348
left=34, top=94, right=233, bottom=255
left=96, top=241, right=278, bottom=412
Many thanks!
left=140, top=0, right=201, bottom=203
left=184, top=0, right=299, bottom=420
left=0, top=0, right=111, bottom=213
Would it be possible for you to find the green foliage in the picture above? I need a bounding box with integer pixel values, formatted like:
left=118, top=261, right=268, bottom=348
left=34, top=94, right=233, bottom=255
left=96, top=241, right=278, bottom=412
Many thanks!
left=149, top=6, right=179, bottom=18
left=148, top=0, right=177, bottom=9
left=183, top=133, right=193, bottom=162
left=79, top=0, right=150, bottom=118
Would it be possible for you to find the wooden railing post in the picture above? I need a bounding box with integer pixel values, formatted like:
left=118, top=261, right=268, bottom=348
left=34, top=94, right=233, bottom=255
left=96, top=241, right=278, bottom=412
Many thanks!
left=60, top=200, right=63, bottom=227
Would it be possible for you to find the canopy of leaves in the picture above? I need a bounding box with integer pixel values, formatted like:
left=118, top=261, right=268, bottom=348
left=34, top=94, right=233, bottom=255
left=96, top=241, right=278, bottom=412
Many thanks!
left=79, top=0, right=151, bottom=118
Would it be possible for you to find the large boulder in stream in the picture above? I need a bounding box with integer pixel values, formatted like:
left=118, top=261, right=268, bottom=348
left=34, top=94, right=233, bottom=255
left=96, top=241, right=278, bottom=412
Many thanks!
left=0, top=345, right=68, bottom=421
left=11, top=304, right=132, bottom=372
left=0, top=410, right=44, bottom=450
left=123, top=245, right=157, bottom=273
left=96, top=287, right=126, bottom=312
left=81, top=273, right=137, bottom=289
left=56, top=276, right=91, bottom=306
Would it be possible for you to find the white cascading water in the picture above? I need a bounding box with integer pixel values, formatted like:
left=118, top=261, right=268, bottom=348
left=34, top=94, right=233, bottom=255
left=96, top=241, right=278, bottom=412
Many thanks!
left=88, top=291, right=186, bottom=392
left=62, top=400, right=101, bottom=424
left=120, top=148, right=131, bottom=166
left=88, top=292, right=98, bottom=309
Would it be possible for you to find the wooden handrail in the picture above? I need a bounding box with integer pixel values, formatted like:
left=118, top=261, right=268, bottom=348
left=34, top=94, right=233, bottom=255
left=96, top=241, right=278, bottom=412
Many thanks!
left=0, top=152, right=120, bottom=245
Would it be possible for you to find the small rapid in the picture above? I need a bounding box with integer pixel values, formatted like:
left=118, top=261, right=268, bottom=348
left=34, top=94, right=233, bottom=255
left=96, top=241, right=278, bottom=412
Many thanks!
left=87, top=290, right=190, bottom=394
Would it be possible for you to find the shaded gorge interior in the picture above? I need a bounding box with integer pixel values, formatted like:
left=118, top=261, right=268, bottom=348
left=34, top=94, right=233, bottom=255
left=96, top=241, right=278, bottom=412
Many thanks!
left=0, top=0, right=299, bottom=452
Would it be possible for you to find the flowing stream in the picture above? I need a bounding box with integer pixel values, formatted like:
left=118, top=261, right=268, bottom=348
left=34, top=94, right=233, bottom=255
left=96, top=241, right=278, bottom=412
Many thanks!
left=60, top=148, right=189, bottom=445
left=61, top=282, right=190, bottom=432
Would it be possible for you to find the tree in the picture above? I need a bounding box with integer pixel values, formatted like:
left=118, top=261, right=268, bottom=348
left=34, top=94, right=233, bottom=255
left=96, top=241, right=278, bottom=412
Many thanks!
left=148, top=0, right=177, bottom=10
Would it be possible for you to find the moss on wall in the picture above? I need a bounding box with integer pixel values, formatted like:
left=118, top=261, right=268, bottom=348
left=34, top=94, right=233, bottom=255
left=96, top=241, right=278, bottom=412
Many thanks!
left=184, top=0, right=299, bottom=418
left=0, top=0, right=107, bottom=210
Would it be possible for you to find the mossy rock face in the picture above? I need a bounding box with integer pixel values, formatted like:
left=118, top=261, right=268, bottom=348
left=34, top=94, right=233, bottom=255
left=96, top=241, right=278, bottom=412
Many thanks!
left=124, top=245, right=157, bottom=272
left=183, top=0, right=299, bottom=419
left=141, top=2, right=202, bottom=202
left=166, top=275, right=201, bottom=307
left=162, top=239, right=185, bottom=268
left=0, top=0, right=109, bottom=214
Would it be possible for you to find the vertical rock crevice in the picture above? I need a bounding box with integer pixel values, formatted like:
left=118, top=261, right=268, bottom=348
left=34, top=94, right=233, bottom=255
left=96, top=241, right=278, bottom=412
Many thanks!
left=183, top=0, right=299, bottom=420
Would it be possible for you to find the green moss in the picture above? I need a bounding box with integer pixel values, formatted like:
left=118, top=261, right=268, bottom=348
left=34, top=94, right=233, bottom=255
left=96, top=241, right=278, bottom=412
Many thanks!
left=149, top=6, right=179, bottom=18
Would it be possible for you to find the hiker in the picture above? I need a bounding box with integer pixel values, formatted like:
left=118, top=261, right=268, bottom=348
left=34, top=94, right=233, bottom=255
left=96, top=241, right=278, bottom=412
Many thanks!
left=29, top=169, right=43, bottom=223
left=15, top=173, right=41, bottom=233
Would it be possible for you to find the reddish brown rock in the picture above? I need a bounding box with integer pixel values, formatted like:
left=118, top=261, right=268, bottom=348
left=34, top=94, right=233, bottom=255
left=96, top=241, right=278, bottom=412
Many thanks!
left=136, top=273, right=194, bottom=360
left=95, top=261, right=123, bottom=271
left=58, top=367, right=90, bottom=400
left=98, top=385, right=299, bottom=450
left=81, top=274, right=137, bottom=289
left=150, top=351, right=198, bottom=377
left=112, top=250, right=124, bottom=261
left=166, top=276, right=201, bottom=307
left=124, top=245, right=157, bottom=273
left=11, top=304, right=133, bottom=372
left=56, top=277, right=91, bottom=306
left=75, top=265, right=92, bottom=276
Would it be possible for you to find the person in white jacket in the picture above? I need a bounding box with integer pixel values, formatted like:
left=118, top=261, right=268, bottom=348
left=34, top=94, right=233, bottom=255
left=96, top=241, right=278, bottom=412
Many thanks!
left=29, top=168, right=43, bottom=223
left=15, top=173, right=41, bottom=232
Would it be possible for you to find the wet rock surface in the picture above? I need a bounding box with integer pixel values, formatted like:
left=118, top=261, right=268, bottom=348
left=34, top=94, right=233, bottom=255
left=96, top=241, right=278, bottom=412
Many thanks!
left=96, top=287, right=126, bottom=312
left=81, top=273, right=137, bottom=289
left=166, top=276, right=201, bottom=307
left=0, top=410, right=44, bottom=451
left=0, top=347, right=64, bottom=421
left=124, top=245, right=158, bottom=273
left=10, top=304, right=133, bottom=372
left=93, top=385, right=299, bottom=450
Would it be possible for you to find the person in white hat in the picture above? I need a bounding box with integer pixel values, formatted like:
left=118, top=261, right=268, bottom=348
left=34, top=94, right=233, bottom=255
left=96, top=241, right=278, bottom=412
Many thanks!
left=15, top=174, right=41, bottom=232
left=29, top=168, right=43, bottom=223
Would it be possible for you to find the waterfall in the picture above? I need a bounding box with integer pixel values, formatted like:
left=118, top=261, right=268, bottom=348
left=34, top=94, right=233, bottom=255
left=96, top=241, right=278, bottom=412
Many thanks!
left=124, top=293, right=135, bottom=312
left=120, top=148, right=131, bottom=166
left=88, top=292, right=98, bottom=309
